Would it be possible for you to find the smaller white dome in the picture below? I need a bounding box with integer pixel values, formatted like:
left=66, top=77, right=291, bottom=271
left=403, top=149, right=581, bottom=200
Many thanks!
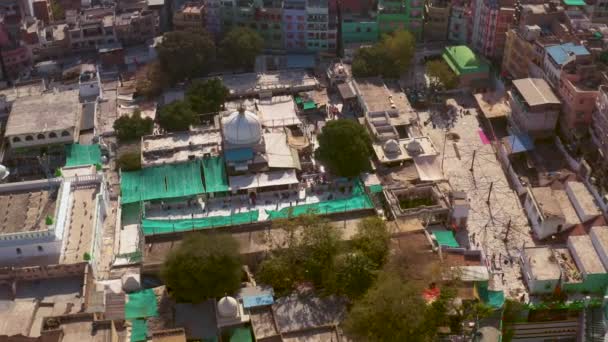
left=406, top=140, right=423, bottom=156
left=222, top=108, right=262, bottom=146
left=383, top=139, right=401, bottom=154
left=217, top=296, right=239, bottom=318
left=0, top=165, right=8, bottom=181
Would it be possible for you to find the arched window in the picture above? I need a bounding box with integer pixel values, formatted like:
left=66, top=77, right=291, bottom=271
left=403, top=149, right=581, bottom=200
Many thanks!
left=37, top=134, right=45, bottom=140
left=12, top=137, right=21, bottom=143
left=61, top=131, right=70, bottom=137
left=49, top=132, right=57, bottom=138
left=25, top=135, right=33, bottom=141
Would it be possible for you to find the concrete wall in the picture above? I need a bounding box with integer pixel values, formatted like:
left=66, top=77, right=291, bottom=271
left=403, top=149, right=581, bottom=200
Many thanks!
left=0, top=262, right=86, bottom=282
left=7, top=129, right=76, bottom=149
left=523, top=189, right=564, bottom=239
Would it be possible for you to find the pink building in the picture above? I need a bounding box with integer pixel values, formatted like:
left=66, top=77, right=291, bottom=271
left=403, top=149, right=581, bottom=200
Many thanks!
left=469, top=0, right=515, bottom=61
left=559, top=63, right=607, bottom=137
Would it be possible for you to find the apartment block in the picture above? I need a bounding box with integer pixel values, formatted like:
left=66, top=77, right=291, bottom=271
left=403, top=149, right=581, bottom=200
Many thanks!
left=509, top=78, right=561, bottom=139
left=469, top=0, right=515, bottom=60
left=424, top=0, right=450, bottom=41
left=173, top=2, right=207, bottom=31
left=377, top=0, right=423, bottom=39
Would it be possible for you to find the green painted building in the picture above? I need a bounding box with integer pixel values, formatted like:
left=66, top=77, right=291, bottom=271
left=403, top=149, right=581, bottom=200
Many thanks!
left=442, top=45, right=490, bottom=89
left=377, top=0, right=423, bottom=39
left=341, top=15, right=379, bottom=45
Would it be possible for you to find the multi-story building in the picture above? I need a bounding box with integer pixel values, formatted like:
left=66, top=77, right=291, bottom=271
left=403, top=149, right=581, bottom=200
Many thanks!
left=447, top=0, right=468, bottom=43
left=558, top=62, right=606, bottom=137
left=173, top=2, right=206, bottom=31
left=341, top=14, right=378, bottom=45
left=66, top=8, right=117, bottom=51
left=424, top=0, right=450, bottom=41
left=283, top=0, right=307, bottom=51
left=591, top=85, right=608, bottom=162
left=114, top=10, right=159, bottom=46
left=377, top=0, right=424, bottom=39
left=585, top=0, right=608, bottom=23
left=32, top=0, right=52, bottom=24
left=338, top=0, right=373, bottom=15
left=502, top=25, right=560, bottom=80
left=543, top=42, right=590, bottom=88
left=258, top=0, right=285, bottom=52
left=469, top=0, right=515, bottom=61
left=305, top=0, right=335, bottom=52
left=21, top=19, right=69, bottom=62
left=204, top=0, right=222, bottom=36
left=509, top=78, right=561, bottom=139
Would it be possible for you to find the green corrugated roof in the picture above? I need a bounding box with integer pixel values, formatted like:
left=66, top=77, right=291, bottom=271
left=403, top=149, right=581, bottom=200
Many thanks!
left=563, top=0, right=585, bottom=5
left=230, top=327, right=253, bottom=342
left=433, top=230, right=459, bottom=248
left=125, top=289, right=159, bottom=319
left=303, top=100, right=317, bottom=110
left=130, top=319, right=148, bottom=342
left=442, top=45, right=489, bottom=76
left=65, top=144, right=102, bottom=167
left=202, top=157, right=230, bottom=193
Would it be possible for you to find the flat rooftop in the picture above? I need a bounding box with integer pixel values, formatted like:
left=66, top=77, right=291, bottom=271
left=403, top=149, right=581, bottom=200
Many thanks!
left=213, top=70, right=318, bottom=97
left=5, top=90, right=81, bottom=136
left=512, top=78, right=560, bottom=107
left=569, top=235, right=606, bottom=275
left=0, top=189, right=57, bottom=235
left=257, top=96, right=302, bottom=127
left=524, top=247, right=561, bottom=281
left=141, top=130, right=222, bottom=167
left=61, top=187, right=98, bottom=264
left=474, top=92, right=510, bottom=119
left=591, top=226, right=608, bottom=256
left=531, top=187, right=580, bottom=226
left=567, top=181, right=601, bottom=219
left=354, top=77, right=393, bottom=114
left=553, top=247, right=582, bottom=283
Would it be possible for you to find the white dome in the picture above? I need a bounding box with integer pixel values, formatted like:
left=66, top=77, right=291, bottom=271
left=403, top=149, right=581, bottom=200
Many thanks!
left=405, top=140, right=423, bottom=155
left=0, top=165, right=8, bottom=181
left=383, top=139, right=401, bottom=154
left=222, top=109, right=262, bottom=146
left=217, top=296, right=239, bottom=318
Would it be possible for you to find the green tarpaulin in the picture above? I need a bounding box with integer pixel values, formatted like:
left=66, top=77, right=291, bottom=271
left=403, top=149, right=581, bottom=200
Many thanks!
left=369, top=184, right=383, bottom=193
left=125, top=289, right=158, bottom=319
left=130, top=319, right=147, bottom=342
left=303, top=101, right=317, bottom=110
left=230, top=327, right=253, bottom=342
left=141, top=210, right=260, bottom=235
left=202, top=157, right=230, bottom=193
left=434, top=231, right=459, bottom=248
left=477, top=282, right=505, bottom=308
left=121, top=160, right=205, bottom=204
left=65, top=144, right=101, bottom=167
left=266, top=181, right=373, bottom=219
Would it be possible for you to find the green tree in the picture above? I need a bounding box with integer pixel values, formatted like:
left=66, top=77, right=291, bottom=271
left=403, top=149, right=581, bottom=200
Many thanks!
left=343, top=272, right=437, bottom=342
left=315, top=119, right=371, bottom=177
left=156, top=30, right=216, bottom=83
left=113, top=109, right=154, bottom=141
left=161, top=234, right=242, bottom=303
left=426, top=60, right=458, bottom=90
left=186, top=79, right=229, bottom=113
left=352, top=217, right=390, bottom=267
left=51, top=0, right=64, bottom=20
left=117, top=152, right=142, bottom=171
left=157, top=100, right=199, bottom=132
left=326, top=251, right=376, bottom=299
left=352, top=30, right=415, bottom=78
left=136, top=61, right=169, bottom=99
left=256, top=214, right=342, bottom=293
left=219, top=27, right=263, bottom=69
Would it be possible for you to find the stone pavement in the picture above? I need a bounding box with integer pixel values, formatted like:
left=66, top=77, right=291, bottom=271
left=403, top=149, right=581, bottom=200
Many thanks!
left=419, top=97, right=534, bottom=299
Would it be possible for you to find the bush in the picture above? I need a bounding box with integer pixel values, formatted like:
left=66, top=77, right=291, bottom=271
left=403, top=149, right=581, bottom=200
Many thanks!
left=113, top=109, right=154, bottom=141
left=117, top=152, right=141, bottom=171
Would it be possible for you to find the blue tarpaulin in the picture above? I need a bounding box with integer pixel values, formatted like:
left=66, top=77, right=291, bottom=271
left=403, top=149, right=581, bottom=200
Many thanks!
left=225, top=148, right=254, bottom=162
left=505, top=134, right=534, bottom=154
left=243, top=294, right=274, bottom=308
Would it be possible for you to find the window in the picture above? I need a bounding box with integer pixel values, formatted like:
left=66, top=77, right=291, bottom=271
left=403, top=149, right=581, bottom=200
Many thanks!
left=25, top=135, right=33, bottom=141
left=12, top=137, right=21, bottom=143
left=49, top=132, right=57, bottom=138
left=61, top=131, right=70, bottom=137
left=16, top=248, right=21, bottom=255
left=37, top=246, right=43, bottom=252
left=37, top=134, right=45, bottom=140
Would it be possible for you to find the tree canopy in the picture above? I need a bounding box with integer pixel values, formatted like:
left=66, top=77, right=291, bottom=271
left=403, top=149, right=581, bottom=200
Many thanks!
left=352, top=217, right=390, bottom=267
left=156, top=30, right=216, bottom=83
left=113, top=109, right=154, bottom=141
left=161, top=233, right=242, bottom=303
left=135, top=61, right=169, bottom=99
left=315, top=119, right=372, bottom=177
left=219, top=27, right=263, bottom=70
left=186, top=79, right=229, bottom=113
left=157, top=100, right=199, bottom=132
left=426, top=60, right=458, bottom=90
left=326, top=251, right=376, bottom=299
left=117, top=151, right=142, bottom=171
left=352, top=30, right=416, bottom=78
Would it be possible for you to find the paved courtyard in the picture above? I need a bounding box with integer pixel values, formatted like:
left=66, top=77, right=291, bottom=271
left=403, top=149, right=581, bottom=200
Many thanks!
left=419, top=96, right=534, bottom=299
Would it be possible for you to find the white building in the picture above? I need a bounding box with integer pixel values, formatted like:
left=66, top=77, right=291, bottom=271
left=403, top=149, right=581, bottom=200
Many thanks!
left=521, top=247, right=562, bottom=294
left=523, top=186, right=580, bottom=239
left=4, top=90, right=81, bottom=149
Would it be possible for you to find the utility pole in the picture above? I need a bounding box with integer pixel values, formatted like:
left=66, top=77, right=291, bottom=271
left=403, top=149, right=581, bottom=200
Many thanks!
left=503, top=219, right=512, bottom=242
left=469, top=150, right=476, bottom=172
left=486, top=181, right=494, bottom=205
